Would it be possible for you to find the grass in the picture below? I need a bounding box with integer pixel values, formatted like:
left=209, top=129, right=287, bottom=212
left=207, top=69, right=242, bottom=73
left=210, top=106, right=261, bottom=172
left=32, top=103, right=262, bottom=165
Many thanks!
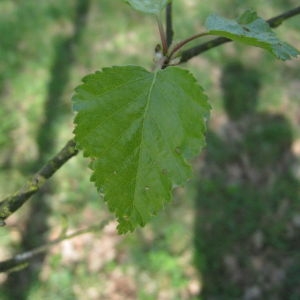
left=0, top=0, right=299, bottom=299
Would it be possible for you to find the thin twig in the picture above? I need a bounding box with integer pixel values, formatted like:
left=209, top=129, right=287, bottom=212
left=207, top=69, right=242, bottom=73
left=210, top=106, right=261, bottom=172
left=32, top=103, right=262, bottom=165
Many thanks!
left=166, top=2, right=174, bottom=48
left=0, top=219, right=111, bottom=273
left=0, top=139, right=78, bottom=225
left=267, top=5, right=300, bottom=28
left=168, top=32, right=209, bottom=60
left=180, top=6, right=300, bottom=63
left=156, top=15, right=168, bottom=55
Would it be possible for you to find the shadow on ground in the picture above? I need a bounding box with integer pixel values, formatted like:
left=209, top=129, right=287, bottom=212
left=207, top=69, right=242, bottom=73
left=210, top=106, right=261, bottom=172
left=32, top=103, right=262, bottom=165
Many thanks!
left=194, top=61, right=300, bottom=299
left=2, top=0, right=91, bottom=299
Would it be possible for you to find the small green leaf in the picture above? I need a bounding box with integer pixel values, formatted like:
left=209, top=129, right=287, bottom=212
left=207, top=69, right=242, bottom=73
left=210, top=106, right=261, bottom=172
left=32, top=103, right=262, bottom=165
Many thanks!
left=73, top=66, right=210, bottom=233
left=124, top=0, right=170, bottom=15
left=205, top=10, right=300, bottom=60
left=237, top=9, right=258, bottom=24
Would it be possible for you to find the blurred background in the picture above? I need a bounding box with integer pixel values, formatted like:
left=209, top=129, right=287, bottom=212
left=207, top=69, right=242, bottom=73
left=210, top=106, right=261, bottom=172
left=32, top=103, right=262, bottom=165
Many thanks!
left=0, top=0, right=299, bottom=299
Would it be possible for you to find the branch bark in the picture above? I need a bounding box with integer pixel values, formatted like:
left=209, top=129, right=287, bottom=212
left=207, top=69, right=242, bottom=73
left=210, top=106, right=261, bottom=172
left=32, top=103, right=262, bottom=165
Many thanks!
left=0, top=219, right=110, bottom=273
left=180, top=6, right=300, bottom=63
left=0, top=139, right=78, bottom=225
left=166, top=2, right=174, bottom=48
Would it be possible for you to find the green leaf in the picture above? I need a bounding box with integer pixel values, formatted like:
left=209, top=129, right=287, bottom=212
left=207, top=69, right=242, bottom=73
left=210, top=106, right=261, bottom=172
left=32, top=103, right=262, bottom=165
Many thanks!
left=73, top=66, right=210, bottom=233
left=124, top=0, right=170, bottom=15
left=237, top=9, right=258, bottom=24
left=205, top=10, right=300, bottom=60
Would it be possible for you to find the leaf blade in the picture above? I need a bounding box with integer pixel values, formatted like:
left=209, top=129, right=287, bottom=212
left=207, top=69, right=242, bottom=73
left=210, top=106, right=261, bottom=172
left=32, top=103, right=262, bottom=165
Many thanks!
left=73, top=66, right=210, bottom=233
left=124, top=0, right=170, bottom=15
left=205, top=10, right=300, bottom=60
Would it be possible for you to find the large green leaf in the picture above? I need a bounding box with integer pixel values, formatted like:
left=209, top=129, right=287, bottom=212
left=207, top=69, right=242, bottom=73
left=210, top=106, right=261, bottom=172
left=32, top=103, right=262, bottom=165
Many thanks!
left=73, top=66, right=210, bottom=233
left=205, top=10, right=299, bottom=60
left=124, top=0, right=170, bottom=15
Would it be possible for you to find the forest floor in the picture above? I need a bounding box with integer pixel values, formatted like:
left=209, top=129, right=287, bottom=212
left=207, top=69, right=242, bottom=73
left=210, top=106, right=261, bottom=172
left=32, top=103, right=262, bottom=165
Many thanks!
left=0, top=0, right=299, bottom=299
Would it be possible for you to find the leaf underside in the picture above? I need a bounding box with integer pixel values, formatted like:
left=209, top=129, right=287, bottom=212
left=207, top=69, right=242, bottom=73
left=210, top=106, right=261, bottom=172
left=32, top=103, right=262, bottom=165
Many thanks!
left=73, top=66, right=210, bottom=233
left=124, top=0, right=170, bottom=15
left=205, top=10, right=300, bottom=60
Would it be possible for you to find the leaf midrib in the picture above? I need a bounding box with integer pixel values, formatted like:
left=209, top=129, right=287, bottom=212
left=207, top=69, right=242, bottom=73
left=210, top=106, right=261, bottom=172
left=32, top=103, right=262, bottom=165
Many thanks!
left=133, top=70, right=159, bottom=215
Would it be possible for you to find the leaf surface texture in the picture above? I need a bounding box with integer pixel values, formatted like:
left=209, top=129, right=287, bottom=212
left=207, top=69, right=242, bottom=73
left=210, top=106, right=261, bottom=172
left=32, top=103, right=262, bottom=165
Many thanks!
left=205, top=11, right=299, bottom=60
left=73, top=66, right=210, bottom=233
left=124, top=0, right=169, bottom=15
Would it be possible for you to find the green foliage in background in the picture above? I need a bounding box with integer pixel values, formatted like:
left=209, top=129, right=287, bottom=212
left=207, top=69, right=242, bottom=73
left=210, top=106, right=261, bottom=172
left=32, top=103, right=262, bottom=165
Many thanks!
left=0, top=0, right=299, bottom=299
